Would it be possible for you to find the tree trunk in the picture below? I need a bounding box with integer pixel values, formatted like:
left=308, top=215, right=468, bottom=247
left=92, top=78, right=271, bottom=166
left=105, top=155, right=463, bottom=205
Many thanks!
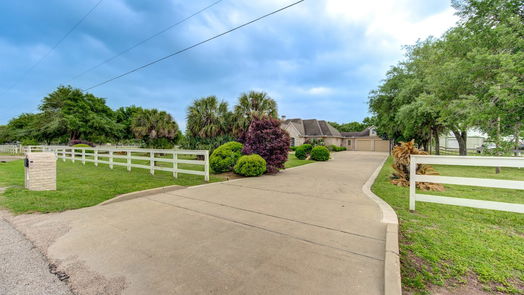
left=433, top=129, right=440, bottom=155
left=452, top=130, right=467, bottom=156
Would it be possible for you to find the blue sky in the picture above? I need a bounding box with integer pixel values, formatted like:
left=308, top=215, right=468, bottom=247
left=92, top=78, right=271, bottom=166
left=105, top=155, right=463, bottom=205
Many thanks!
left=0, top=0, right=458, bottom=130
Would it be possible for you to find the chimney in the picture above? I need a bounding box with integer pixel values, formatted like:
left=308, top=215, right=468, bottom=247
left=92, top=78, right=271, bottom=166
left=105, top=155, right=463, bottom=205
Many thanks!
left=281, top=115, right=287, bottom=121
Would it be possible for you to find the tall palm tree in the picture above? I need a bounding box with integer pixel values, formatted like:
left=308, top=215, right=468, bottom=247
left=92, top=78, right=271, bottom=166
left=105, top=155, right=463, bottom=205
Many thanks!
left=131, top=109, right=179, bottom=142
left=233, top=91, right=278, bottom=139
left=186, top=96, right=231, bottom=138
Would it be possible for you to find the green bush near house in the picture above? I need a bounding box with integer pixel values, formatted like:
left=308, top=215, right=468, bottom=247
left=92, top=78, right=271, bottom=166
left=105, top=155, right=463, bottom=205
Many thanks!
left=234, top=154, right=266, bottom=176
left=295, top=146, right=308, bottom=160
left=335, top=146, right=347, bottom=151
left=209, top=141, right=243, bottom=173
left=310, top=146, right=330, bottom=161
left=301, top=144, right=313, bottom=154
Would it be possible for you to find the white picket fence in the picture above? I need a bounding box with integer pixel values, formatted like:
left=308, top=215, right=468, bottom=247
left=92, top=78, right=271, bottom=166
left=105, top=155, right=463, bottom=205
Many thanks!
left=409, top=155, right=524, bottom=213
left=23, top=145, right=209, bottom=181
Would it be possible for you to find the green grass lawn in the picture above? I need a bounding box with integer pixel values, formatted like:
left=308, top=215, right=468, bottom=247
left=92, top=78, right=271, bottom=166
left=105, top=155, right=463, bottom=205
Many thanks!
left=284, top=152, right=315, bottom=169
left=372, top=157, right=524, bottom=294
left=0, top=159, right=222, bottom=214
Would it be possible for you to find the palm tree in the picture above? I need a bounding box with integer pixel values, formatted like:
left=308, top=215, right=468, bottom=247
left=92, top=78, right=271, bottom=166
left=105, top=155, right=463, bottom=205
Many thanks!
left=131, top=109, right=179, bottom=144
left=233, top=91, right=278, bottom=139
left=186, top=96, right=231, bottom=138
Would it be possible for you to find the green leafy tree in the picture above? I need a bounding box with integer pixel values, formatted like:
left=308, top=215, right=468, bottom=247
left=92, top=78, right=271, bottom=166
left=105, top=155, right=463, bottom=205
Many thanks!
left=115, top=105, right=144, bottom=141
left=39, top=86, right=121, bottom=142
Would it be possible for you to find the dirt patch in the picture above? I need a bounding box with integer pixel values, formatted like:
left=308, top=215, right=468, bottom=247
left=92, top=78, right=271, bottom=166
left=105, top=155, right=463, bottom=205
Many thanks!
left=215, top=171, right=245, bottom=181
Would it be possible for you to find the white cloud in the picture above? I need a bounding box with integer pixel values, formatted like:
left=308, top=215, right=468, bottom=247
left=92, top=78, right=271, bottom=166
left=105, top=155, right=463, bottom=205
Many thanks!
left=325, top=0, right=458, bottom=47
left=305, top=86, right=333, bottom=95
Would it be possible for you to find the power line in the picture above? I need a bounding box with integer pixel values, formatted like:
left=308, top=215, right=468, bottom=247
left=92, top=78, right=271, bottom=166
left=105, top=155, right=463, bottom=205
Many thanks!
left=83, top=0, right=304, bottom=91
left=69, top=0, right=225, bottom=83
left=2, top=0, right=104, bottom=94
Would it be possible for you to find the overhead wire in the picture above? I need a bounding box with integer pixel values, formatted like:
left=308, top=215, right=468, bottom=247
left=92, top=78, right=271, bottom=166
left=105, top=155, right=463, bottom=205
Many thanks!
left=82, top=0, right=304, bottom=91
left=68, top=0, right=225, bottom=82
left=2, top=0, right=104, bottom=95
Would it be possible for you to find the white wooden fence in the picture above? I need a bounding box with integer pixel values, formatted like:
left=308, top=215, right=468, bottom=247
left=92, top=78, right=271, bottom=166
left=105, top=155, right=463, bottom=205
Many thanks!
left=0, top=144, right=21, bottom=154
left=409, top=155, right=524, bottom=213
left=23, top=145, right=209, bottom=181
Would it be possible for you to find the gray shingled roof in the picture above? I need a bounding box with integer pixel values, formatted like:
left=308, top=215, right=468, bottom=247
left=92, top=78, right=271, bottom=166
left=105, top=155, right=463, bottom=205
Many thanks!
left=341, top=128, right=371, bottom=138
left=283, top=119, right=343, bottom=137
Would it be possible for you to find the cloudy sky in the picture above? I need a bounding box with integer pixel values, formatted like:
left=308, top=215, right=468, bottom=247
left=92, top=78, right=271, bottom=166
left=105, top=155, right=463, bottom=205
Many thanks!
left=0, top=0, right=458, bottom=130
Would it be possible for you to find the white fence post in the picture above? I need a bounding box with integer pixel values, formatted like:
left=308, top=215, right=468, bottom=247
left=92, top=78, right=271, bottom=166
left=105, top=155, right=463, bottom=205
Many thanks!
left=72, top=148, right=75, bottom=163
left=150, top=151, right=155, bottom=175
left=173, top=152, right=178, bottom=178
left=109, top=150, right=114, bottom=169
left=94, top=149, right=98, bottom=166
left=204, top=150, right=210, bottom=182
left=81, top=149, right=86, bottom=165
left=127, top=151, right=131, bottom=172
left=409, top=156, right=417, bottom=212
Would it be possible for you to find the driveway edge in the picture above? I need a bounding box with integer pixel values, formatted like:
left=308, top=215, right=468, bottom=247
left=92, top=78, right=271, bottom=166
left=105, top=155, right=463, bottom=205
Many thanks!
left=362, top=156, right=401, bottom=295
left=99, top=185, right=184, bottom=206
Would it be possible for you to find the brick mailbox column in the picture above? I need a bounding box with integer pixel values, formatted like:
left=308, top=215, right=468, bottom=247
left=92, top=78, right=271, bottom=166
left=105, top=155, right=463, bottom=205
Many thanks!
left=24, top=152, right=57, bottom=191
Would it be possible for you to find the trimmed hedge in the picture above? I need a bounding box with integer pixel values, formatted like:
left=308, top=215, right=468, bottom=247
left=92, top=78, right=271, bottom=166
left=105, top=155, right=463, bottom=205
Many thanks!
left=210, top=141, right=243, bottom=173
left=310, top=146, right=330, bottom=161
left=234, top=154, right=267, bottom=177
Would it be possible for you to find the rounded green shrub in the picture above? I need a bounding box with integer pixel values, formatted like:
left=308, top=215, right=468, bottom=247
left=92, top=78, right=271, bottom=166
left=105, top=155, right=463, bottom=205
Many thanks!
left=234, top=154, right=267, bottom=176
left=210, top=141, right=243, bottom=173
left=301, top=144, right=313, bottom=154
left=295, top=146, right=307, bottom=160
left=310, top=146, right=330, bottom=161
left=336, top=146, right=347, bottom=151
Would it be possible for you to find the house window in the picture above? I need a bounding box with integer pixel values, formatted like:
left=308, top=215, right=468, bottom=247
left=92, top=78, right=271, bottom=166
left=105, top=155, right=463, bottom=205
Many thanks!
left=348, top=140, right=351, bottom=146
left=290, top=138, right=295, bottom=147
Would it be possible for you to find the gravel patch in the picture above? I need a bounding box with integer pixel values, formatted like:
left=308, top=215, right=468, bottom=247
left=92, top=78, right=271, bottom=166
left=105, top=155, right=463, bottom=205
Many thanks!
left=0, top=217, right=72, bottom=295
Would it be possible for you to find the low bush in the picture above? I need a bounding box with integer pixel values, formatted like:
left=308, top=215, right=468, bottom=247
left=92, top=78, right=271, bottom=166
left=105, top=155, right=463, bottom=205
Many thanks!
left=234, top=154, right=266, bottom=176
left=290, top=146, right=298, bottom=151
left=210, top=141, right=244, bottom=173
left=295, top=146, right=308, bottom=160
left=72, top=143, right=94, bottom=153
left=301, top=144, right=313, bottom=154
left=68, top=139, right=95, bottom=147
left=310, top=146, right=330, bottom=161
left=327, top=145, right=338, bottom=151
left=336, top=146, right=347, bottom=151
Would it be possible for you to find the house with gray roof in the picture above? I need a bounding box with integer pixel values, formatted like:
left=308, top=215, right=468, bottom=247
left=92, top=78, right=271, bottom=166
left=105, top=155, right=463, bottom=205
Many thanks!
left=281, top=118, right=390, bottom=152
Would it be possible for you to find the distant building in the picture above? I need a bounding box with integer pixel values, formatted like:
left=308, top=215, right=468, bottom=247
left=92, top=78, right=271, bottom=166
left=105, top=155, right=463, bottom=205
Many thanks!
left=439, top=129, right=488, bottom=150
left=281, top=118, right=390, bottom=152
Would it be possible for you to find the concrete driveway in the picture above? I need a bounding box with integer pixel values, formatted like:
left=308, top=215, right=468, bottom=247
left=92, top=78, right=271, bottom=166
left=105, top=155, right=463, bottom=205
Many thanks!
left=9, top=151, right=389, bottom=295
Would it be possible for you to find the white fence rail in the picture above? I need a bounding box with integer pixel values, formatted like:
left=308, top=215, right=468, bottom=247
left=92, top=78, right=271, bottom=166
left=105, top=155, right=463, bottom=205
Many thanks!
left=409, top=155, right=524, bottom=213
left=0, top=144, right=21, bottom=154
left=22, top=145, right=209, bottom=181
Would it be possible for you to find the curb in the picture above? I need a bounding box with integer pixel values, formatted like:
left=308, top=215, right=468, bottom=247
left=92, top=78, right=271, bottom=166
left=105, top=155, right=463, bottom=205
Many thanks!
left=362, top=156, right=401, bottom=295
left=99, top=185, right=185, bottom=206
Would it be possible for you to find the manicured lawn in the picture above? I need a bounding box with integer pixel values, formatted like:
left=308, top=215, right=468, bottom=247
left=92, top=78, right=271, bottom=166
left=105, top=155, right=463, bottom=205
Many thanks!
left=372, top=157, right=524, bottom=294
left=284, top=152, right=315, bottom=169
left=0, top=159, right=222, bottom=214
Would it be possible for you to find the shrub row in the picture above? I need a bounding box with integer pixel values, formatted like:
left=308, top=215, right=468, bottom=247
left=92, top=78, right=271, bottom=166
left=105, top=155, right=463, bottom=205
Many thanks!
left=294, top=144, right=330, bottom=161
left=328, top=145, right=347, bottom=152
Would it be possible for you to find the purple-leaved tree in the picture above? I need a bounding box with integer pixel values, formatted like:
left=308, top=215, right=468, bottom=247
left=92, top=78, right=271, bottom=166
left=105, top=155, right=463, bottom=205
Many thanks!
left=242, top=116, right=290, bottom=174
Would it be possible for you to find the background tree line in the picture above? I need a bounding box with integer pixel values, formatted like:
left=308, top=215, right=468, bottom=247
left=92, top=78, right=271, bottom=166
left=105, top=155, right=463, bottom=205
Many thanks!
left=369, top=0, right=523, bottom=155
left=0, top=86, right=280, bottom=150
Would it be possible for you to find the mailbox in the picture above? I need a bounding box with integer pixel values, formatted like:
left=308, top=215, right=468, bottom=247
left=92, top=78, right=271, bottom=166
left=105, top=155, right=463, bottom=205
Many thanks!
left=24, top=152, right=57, bottom=191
